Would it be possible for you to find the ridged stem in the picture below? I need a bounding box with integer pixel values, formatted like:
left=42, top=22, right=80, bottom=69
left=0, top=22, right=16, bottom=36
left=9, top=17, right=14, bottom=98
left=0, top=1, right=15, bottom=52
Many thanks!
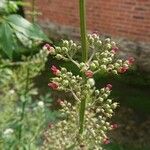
left=79, top=0, right=88, bottom=134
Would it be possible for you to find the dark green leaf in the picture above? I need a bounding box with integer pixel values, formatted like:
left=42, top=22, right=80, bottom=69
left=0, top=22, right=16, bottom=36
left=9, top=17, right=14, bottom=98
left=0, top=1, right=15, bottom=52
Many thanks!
left=0, top=21, right=16, bottom=58
left=7, top=14, right=50, bottom=42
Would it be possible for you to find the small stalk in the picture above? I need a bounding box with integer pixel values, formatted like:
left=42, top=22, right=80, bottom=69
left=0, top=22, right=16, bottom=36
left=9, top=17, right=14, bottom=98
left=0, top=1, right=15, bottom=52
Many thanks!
left=79, top=0, right=88, bottom=134
left=18, top=68, right=29, bottom=140
left=32, top=0, right=36, bottom=23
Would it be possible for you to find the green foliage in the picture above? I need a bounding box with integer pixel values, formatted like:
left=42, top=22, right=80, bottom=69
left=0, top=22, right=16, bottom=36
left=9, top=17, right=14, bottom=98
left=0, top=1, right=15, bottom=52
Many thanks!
left=0, top=49, right=59, bottom=149
left=0, top=0, right=51, bottom=58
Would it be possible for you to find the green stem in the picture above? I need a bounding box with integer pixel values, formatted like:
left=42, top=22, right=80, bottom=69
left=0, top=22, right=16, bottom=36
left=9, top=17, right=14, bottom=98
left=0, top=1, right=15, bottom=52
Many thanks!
left=79, top=0, right=88, bottom=134
left=18, top=68, right=29, bottom=140
left=32, top=0, right=35, bottom=23
left=79, top=0, right=88, bottom=62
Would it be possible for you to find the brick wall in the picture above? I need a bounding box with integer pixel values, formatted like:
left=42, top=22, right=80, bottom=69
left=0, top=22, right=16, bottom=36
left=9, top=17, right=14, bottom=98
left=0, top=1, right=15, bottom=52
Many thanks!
left=26, top=0, right=150, bottom=42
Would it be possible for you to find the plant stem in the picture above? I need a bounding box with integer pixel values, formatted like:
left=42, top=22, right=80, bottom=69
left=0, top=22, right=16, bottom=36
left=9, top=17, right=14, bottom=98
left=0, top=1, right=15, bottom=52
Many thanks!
left=32, top=0, right=35, bottom=23
left=79, top=0, right=88, bottom=62
left=18, top=68, right=29, bottom=140
left=79, top=0, right=88, bottom=134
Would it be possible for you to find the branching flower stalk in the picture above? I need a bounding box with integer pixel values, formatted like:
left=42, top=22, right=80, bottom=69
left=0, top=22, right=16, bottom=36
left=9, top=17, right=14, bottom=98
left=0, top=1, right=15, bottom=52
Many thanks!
left=42, top=1, right=134, bottom=149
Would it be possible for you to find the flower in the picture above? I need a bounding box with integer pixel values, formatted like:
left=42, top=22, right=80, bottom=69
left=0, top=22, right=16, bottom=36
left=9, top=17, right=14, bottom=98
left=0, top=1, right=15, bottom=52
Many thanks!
left=43, top=44, right=55, bottom=54
left=111, top=47, right=119, bottom=53
left=118, top=67, right=128, bottom=73
left=3, top=128, right=14, bottom=137
left=57, top=99, right=64, bottom=105
left=51, top=65, right=60, bottom=76
left=48, top=82, right=59, bottom=90
left=103, top=138, right=110, bottom=144
left=87, top=78, right=95, bottom=87
left=106, top=84, right=112, bottom=90
left=37, top=101, right=44, bottom=108
left=111, top=123, right=118, bottom=129
left=85, top=70, right=94, bottom=78
left=128, top=57, right=135, bottom=64
left=48, top=123, right=53, bottom=128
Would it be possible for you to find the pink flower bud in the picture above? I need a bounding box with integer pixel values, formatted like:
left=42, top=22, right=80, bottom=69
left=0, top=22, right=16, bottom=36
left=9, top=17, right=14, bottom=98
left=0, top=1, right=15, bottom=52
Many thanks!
left=43, top=44, right=51, bottom=50
left=85, top=70, right=94, bottom=78
left=51, top=65, right=60, bottom=76
left=111, top=123, right=118, bottom=129
left=48, top=123, right=52, bottom=128
left=48, top=82, right=59, bottom=90
left=43, top=44, right=55, bottom=53
left=106, top=84, right=112, bottom=90
left=111, top=47, right=119, bottom=53
left=128, top=57, right=135, bottom=64
left=118, top=67, right=128, bottom=73
left=57, top=98, right=64, bottom=105
left=103, top=138, right=110, bottom=144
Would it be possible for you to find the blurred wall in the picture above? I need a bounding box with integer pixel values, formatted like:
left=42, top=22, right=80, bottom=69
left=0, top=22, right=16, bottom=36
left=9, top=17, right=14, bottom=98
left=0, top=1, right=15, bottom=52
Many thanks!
left=25, top=0, right=150, bottom=71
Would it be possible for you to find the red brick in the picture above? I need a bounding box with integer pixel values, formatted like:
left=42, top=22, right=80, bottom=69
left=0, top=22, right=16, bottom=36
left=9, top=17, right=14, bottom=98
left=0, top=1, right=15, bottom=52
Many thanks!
left=25, top=0, right=150, bottom=42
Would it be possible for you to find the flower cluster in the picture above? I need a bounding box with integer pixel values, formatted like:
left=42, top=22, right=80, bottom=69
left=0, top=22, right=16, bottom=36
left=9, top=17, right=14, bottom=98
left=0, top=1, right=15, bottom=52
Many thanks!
left=43, top=33, right=134, bottom=149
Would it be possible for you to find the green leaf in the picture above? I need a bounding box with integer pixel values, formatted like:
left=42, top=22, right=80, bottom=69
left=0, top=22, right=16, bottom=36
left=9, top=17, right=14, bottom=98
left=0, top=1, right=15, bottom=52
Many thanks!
left=0, top=21, right=16, bottom=58
left=7, top=14, right=50, bottom=42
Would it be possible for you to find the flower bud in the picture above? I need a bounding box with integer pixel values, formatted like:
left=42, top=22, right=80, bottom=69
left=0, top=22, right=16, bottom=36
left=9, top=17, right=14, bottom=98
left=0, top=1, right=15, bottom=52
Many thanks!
left=93, top=60, right=99, bottom=67
left=87, top=78, right=95, bottom=87
left=111, top=102, right=118, bottom=109
left=111, top=41, right=116, bottom=47
left=98, top=97, right=104, bottom=102
left=63, top=40, right=69, bottom=47
left=105, top=38, right=111, bottom=43
left=61, top=68, right=67, bottom=73
left=62, top=80, right=69, bottom=87
left=95, top=90, right=100, bottom=96
left=116, top=59, right=123, bottom=64
left=100, top=65, right=107, bottom=70
left=48, top=82, right=59, bottom=90
left=96, top=108, right=101, bottom=113
left=103, top=138, right=110, bottom=144
left=90, top=63, right=97, bottom=70
left=37, top=101, right=44, bottom=108
left=107, top=99, right=112, bottom=104
left=51, top=65, right=60, bottom=76
left=85, top=70, right=94, bottom=78
left=76, top=92, right=81, bottom=97
left=55, top=54, right=63, bottom=60
left=112, top=70, right=118, bottom=74
left=106, top=43, right=112, bottom=49
left=96, top=40, right=102, bottom=46
left=62, top=47, right=68, bottom=53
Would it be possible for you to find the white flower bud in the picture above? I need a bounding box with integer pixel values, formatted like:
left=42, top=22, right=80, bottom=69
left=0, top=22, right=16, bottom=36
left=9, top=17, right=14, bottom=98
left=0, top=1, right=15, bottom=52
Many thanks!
left=100, top=65, right=107, bottom=70
left=87, top=78, right=95, bottom=87
left=55, top=54, right=63, bottom=60
left=63, top=40, right=69, bottom=47
left=95, top=90, right=100, bottom=96
left=62, top=47, right=68, bottom=53
left=93, top=60, right=99, bottom=66
left=96, top=40, right=102, bottom=46
left=106, top=43, right=112, bottom=49
left=111, top=102, right=118, bottom=109
left=112, top=70, right=118, bottom=74
left=105, top=38, right=111, bottom=43
left=62, top=80, right=69, bottom=87
left=38, top=101, right=44, bottom=108
left=116, top=59, right=123, bottom=64
left=90, top=63, right=97, bottom=70
left=3, top=128, right=14, bottom=137
left=114, top=63, right=120, bottom=68
left=9, top=89, right=15, bottom=94
left=111, top=41, right=116, bottom=47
